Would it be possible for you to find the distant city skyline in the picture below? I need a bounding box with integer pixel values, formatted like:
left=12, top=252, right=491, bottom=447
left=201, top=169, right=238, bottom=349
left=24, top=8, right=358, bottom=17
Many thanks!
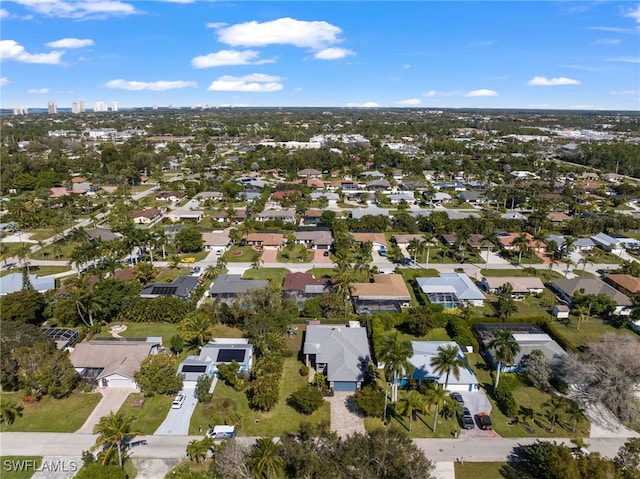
left=1, top=1, right=639, bottom=111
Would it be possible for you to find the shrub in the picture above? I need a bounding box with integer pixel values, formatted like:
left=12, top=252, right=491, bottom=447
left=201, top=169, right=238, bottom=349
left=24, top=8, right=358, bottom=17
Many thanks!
left=495, top=387, right=519, bottom=417
left=354, top=385, right=385, bottom=417
left=299, top=365, right=310, bottom=376
left=550, top=375, right=569, bottom=394
left=288, top=385, right=324, bottom=415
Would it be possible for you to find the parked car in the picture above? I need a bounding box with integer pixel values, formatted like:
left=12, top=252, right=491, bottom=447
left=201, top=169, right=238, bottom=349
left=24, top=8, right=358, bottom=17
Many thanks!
left=189, top=266, right=202, bottom=276
left=323, top=251, right=330, bottom=257
left=206, top=425, right=235, bottom=440
left=460, top=407, right=475, bottom=429
left=477, top=412, right=493, bottom=430
left=171, top=392, right=186, bottom=409
left=450, top=392, right=464, bottom=406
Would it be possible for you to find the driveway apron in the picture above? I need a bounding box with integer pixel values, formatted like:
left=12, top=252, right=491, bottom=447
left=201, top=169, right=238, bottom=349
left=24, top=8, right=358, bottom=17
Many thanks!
left=75, top=388, right=132, bottom=434
left=327, top=392, right=366, bottom=438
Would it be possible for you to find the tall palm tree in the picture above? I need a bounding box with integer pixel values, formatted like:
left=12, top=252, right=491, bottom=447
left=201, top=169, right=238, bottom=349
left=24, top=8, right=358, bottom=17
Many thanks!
left=248, top=437, right=284, bottom=479
left=425, top=385, right=450, bottom=432
left=407, top=238, right=421, bottom=263
left=179, top=312, right=214, bottom=347
left=92, top=412, right=141, bottom=468
left=333, top=261, right=354, bottom=314
left=577, top=257, right=593, bottom=273
left=573, top=304, right=590, bottom=330
left=543, top=396, right=565, bottom=433
left=512, top=233, right=530, bottom=264
left=421, top=232, right=434, bottom=269
left=564, top=400, right=585, bottom=433
left=16, top=243, right=32, bottom=274
left=397, top=390, right=424, bottom=431
left=481, top=230, right=498, bottom=270
left=186, top=439, right=209, bottom=463
left=378, top=331, right=414, bottom=403
left=430, top=344, right=466, bottom=390
left=488, top=328, right=520, bottom=393
left=69, top=277, right=104, bottom=329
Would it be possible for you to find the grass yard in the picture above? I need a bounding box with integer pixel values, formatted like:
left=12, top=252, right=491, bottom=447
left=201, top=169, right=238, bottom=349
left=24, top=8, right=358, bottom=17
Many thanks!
left=94, top=322, right=244, bottom=346
left=242, top=267, right=290, bottom=287
left=37, top=241, right=79, bottom=261
left=466, top=353, right=590, bottom=439
left=306, top=267, right=337, bottom=278
left=455, top=462, right=508, bottom=479
left=0, top=392, right=102, bottom=432
left=117, top=393, right=173, bottom=435
left=23, top=229, right=57, bottom=242
left=0, top=265, right=70, bottom=278
left=189, top=357, right=330, bottom=436
left=547, top=316, right=639, bottom=349
left=277, top=245, right=314, bottom=263
left=0, top=457, right=42, bottom=479
left=222, top=246, right=260, bottom=263
left=153, top=267, right=191, bottom=283
left=364, top=388, right=461, bottom=438
left=479, top=268, right=563, bottom=282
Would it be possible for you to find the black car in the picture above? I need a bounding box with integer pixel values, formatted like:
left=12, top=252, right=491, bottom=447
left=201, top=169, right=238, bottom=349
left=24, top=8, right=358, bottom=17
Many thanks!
left=460, top=407, right=475, bottom=429
left=450, top=392, right=464, bottom=406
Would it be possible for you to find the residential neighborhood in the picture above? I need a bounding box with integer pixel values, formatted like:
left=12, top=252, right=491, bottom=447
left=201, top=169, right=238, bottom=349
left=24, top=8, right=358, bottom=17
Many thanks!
left=1, top=107, right=639, bottom=479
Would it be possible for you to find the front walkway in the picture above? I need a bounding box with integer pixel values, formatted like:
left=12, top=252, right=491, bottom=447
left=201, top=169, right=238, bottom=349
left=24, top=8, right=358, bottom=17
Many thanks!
left=327, top=392, right=366, bottom=438
left=75, top=388, right=132, bottom=434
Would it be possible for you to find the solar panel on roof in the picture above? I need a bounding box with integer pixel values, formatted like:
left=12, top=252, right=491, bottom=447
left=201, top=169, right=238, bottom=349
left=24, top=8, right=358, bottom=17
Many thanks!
left=217, top=349, right=246, bottom=362
left=182, top=365, right=207, bottom=373
left=150, top=286, right=178, bottom=295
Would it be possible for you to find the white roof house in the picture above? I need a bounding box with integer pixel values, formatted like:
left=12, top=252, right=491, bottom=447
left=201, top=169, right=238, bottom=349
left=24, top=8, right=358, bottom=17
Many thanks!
left=406, top=341, right=479, bottom=392
left=416, top=273, right=485, bottom=307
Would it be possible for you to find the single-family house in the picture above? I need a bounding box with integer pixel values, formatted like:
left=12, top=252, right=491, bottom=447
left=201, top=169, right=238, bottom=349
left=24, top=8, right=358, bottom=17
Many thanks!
left=302, top=209, right=324, bottom=226
left=209, top=274, right=268, bottom=305
left=178, top=338, right=253, bottom=387
left=416, top=273, right=486, bottom=308
left=155, top=191, right=186, bottom=202
left=294, top=230, right=333, bottom=250
left=402, top=341, right=480, bottom=392
left=387, top=193, right=415, bottom=205
left=351, top=232, right=388, bottom=252
left=591, top=233, right=623, bottom=253
left=132, top=208, right=161, bottom=225
left=431, top=192, right=452, bottom=204
left=243, top=232, right=286, bottom=250
left=0, top=273, right=56, bottom=296
left=547, top=212, right=572, bottom=224
left=366, top=179, right=392, bottom=191
left=256, top=208, right=297, bottom=223
left=140, top=276, right=201, bottom=300
left=87, top=228, right=121, bottom=242
left=69, top=338, right=161, bottom=388
left=392, top=234, right=427, bottom=248
left=350, top=274, right=412, bottom=314
left=194, top=191, right=223, bottom=202
left=164, top=208, right=205, bottom=223
left=202, top=231, right=231, bottom=253
left=303, top=324, right=371, bottom=392
left=282, top=272, right=333, bottom=306
left=440, top=233, right=493, bottom=250
left=350, top=206, right=391, bottom=220
left=479, top=276, right=545, bottom=299
left=310, top=191, right=340, bottom=205
left=603, top=274, right=640, bottom=297
left=547, top=277, right=632, bottom=315
left=473, top=323, right=568, bottom=372
left=458, top=190, right=488, bottom=204
left=298, top=168, right=322, bottom=178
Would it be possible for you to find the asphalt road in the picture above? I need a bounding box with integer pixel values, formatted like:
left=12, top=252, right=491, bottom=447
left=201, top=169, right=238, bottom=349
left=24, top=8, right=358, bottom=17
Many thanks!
left=0, top=432, right=631, bottom=462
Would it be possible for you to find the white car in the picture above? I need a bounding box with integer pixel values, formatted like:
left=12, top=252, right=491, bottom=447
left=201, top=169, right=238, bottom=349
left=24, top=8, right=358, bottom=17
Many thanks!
left=171, top=392, right=186, bottom=409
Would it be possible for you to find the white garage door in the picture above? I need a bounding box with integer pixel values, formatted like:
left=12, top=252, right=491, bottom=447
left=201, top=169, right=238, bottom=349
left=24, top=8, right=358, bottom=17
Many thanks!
left=108, top=378, right=136, bottom=388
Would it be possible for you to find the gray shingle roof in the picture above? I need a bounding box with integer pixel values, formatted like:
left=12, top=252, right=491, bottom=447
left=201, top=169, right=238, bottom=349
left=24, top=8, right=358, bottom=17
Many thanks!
left=209, top=274, right=268, bottom=295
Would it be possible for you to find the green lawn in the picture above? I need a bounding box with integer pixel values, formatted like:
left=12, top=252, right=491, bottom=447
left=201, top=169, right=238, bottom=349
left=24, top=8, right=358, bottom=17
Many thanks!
left=0, top=392, right=102, bottom=432
left=277, top=245, right=314, bottom=263
left=306, top=267, right=337, bottom=278
left=177, top=251, right=209, bottom=262
left=548, top=316, right=639, bottom=349
left=23, top=229, right=57, bottom=242
left=242, top=267, right=290, bottom=287
left=0, top=457, right=42, bottom=479
left=189, top=357, right=330, bottom=436
left=94, top=322, right=244, bottom=346
left=455, top=462, right=508, bottom=479
left=222, top=246, right=260, bottom=263
left=38, top=241, right=80, bottom=261
left=0, top=265, right=70, bottom=278
left=117, top=393, right=173, bottom=435
left=466, top=353, right=590, bottom=439
left=153, top=267, right=190, bottom=283
left=479, top=269, right=563, bottom=281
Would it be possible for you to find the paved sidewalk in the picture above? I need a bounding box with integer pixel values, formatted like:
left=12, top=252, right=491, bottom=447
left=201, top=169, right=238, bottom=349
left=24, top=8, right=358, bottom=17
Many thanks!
left=75, top=388, right=131, bottom=433
left=433, top=462, right=455, bottom=479
left=133, top=458, right=180, bottom=479
left=30, top=456, right=82, bottom=479
left=327, top=392, right=366, bottom=438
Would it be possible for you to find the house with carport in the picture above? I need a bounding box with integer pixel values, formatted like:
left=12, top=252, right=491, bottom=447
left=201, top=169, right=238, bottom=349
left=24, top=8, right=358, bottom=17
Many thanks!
left=303, top=323, right=371, bottom=392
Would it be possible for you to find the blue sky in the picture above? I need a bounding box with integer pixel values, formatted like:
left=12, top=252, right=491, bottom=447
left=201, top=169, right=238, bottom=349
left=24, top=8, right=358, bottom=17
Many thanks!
left=1, top=1, right=639, bottom=110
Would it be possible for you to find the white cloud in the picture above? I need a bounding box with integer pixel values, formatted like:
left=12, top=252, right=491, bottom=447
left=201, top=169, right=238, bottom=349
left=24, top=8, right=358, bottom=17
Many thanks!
left=28, top=88, right=49, bottom=94
left=403, top=64, right=411, bottom=69
left=471, top=40, right=494, bottom=46
left=345, top=102, right=379, bottom=108
left=395, top=98, right=422, bottom=106
left=191, top=49, right=273, bottom=68
left=12, top=0, right=137, bottom=18
left=588, top=26, right=629, bottom=32
left=104, top=79, right=197, bottom=91
left=624, top=5, right=640, bottom=26
left=423, top=90, right=461, bottom=97
left=206, top=22, right=227, bottom=29
left=46, top=38, right=94, bottom=49
left=592, top=38, right=621, bottom=45
left=314, top=47, right=355, bottom=60
left=527, top=76, right=581, bottom=86
left=464, top=89, right=498, bottom=97
left=607, top=57, right=640, bottom=63
left=0, top=40, right=63, bottom=64
left=0, top=8, right=8, bottom=18
left=214, top=17, right=344, bottom=50
left=0, top=77, right=9, bottom=86
left=207, top=74, right=283, bottom=92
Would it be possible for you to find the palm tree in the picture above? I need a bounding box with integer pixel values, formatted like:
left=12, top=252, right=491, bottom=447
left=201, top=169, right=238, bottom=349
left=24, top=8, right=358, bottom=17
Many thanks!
left=407, top=238, right=421, bottom=263
left=430, top=344, right=466, bottom=390
left=135, top=262, right=157, bottom=284
left=202, top=265, right=220, bottom=281
left=179, top=312, right=214, bottom=347
left=488, top=329, right=520, bottom=393
left=564, top=400, right=585, bottom=433
left=573, top=304, right=589, bottom=330
left=481, top=230, right=498, bottom=270
left=397, top=391, right=424, bottom=431
left=577, top=257, right=593, bottom=273
left=543, top=396, right=565, bottom=433
left=69, top=277, right=104, bottom=329
left=186, top=439, right=209, bottom=463
left=92, top=412, right=141, bottom=468
left=333, top=261, right=354, bottom=314
left=0, top=401, right=23, bottom=425
left=248, top=437, right=284, bottom=479
left=16, top=243, right=32, bottom=274
left=512, top=233, right=530, bottom=264
left=425, top=385, right=450, bottom=432
left=454, top=230, right=471, bottom=263
left=421, top=232, right=434, bottom=269
left=378, top=331, right=414, bottom=403
left=520, top=406, right=536, bottom=433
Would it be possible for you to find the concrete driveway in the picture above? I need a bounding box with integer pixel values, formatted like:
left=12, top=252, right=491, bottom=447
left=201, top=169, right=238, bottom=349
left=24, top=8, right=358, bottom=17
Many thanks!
left=457, top=390, right=500, bottom=438
left=154, top=387, right=198, bottom=436
left=327, top=392, right=366, bottom=438
left=76, top=388, right=132, bottom=433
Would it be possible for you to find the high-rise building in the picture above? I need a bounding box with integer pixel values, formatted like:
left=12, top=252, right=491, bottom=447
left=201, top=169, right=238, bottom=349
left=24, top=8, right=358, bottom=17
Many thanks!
left=79, top=101, right=85, bottom=113
left=12, top=107, right=28, bottom=115
left=71, top=102, right=79, bottom=114
left=47, top=101, right=58, bottom=114
left=111, top=101, right=118, bottom=112
left=94, top=101, right=107, bottom=112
